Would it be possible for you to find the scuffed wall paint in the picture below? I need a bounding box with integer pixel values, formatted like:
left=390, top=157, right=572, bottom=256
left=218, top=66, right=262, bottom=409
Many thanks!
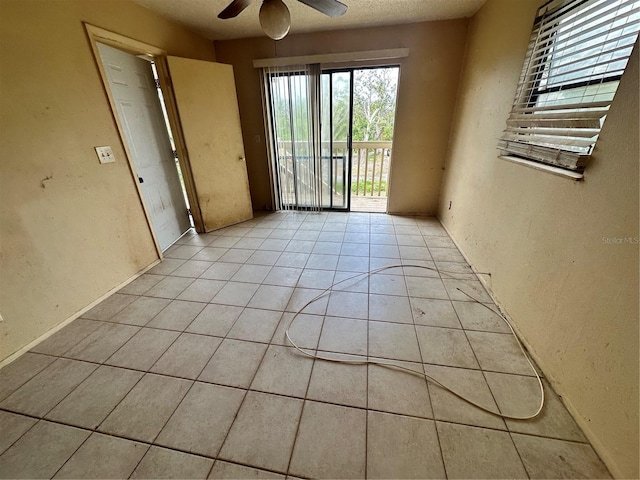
left=0, top=0, right=216, bottom=361
left=438, top=0, right=639, bottom=477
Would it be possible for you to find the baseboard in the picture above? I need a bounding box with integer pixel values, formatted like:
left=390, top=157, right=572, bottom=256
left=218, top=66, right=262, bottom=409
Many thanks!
left=0, top=259, right=161, bottom=369
left=386, top=211, right=438, bottom=217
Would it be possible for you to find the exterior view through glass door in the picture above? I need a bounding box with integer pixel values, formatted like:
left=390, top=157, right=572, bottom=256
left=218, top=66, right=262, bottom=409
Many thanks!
left=264, top=65, right=399, bottom=212
left=320, top=71, right=351, bottom=209
left=350, top=67, right=399, bottom=213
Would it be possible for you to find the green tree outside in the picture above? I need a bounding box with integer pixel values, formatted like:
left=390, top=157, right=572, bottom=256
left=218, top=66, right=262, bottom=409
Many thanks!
left=352, top=68, right=398, bottom=142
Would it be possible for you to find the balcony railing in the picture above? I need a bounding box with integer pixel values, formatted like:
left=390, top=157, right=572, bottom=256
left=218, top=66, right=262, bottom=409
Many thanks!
left=274, top=140, right=392, bottom=210
left=350, top=141, right=392, bottom=198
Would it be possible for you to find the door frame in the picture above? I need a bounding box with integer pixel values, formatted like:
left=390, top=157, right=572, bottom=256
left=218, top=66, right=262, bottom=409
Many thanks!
left=265, top=64, right=401, bottom=213
left=321, top=68, right=354, bottom=211
left=84, top=24, right=206, bottom=257
left=325, top=64, right=401, bottom=214
left=263, top=68, right=354, bottom=212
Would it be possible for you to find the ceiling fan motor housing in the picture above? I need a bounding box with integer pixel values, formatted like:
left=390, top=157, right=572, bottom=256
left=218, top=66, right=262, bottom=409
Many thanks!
left=218, top=0, right=347, bottom=40
left=259, top=0, right=291, bottom=40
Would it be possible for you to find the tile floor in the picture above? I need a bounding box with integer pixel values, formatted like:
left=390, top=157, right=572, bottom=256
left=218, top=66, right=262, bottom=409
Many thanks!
left=0, top=212, right=611, bottom=479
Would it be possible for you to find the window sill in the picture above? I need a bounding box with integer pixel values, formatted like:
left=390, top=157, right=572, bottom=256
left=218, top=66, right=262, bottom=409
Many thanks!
left=499, top=155, right=584, bottom=181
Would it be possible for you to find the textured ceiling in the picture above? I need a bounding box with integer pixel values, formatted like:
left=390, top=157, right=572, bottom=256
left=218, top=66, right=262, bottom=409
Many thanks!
left=132, top=0, right=487, bottom=40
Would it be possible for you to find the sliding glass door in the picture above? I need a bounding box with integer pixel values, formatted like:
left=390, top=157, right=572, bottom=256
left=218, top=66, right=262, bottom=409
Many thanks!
left=264, top=66, right=352, bottom=211
left=264, top=65, right=399, bottom=213
left=320, top=71, right=352, bottom=210
left=267, top=68, right=322, bottom=210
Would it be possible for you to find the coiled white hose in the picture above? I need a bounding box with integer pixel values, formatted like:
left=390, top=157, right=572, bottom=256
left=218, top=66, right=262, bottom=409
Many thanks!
left=284, top=263, right=545, bottom=420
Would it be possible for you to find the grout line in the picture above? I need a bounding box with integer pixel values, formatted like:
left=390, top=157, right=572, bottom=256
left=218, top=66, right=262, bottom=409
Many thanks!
left=51, top=421, right=146, bottom=479
left=1, top=358, right=101, bottom=430
left=0, top=401, right=592, bottom=448
left=364, top=250, right=371, bottom=480
left=27, top=332, right=544, bottom=381
left=283, top=305, right=326, bottom=477
left=426, top=234, right=528, bottom=478
left=0, top=356, right=58, bottom=406
left=401, top=258, right=449, bottom=479
left=0, top=413, right=41, bottom=458
left=39, top=320, right=177, bottom=476
left=205, top=299, right=292, bottom=478
left=127, top=443, right=154, bottom=479
left=145, top=377, right=197, bottom=443
left=40, top=300, right=206, bottom=460
left=103, top=321, right=184, bottom=372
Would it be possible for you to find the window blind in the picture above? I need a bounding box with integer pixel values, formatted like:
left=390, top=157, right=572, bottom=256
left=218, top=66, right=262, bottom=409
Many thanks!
left=498, top=0, right=640, bottom=171
left=261, top=64, right=324, bottom=211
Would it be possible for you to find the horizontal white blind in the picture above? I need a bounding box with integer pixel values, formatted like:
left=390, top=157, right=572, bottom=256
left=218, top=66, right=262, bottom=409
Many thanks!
left=498, top=0, right=640, bottom=171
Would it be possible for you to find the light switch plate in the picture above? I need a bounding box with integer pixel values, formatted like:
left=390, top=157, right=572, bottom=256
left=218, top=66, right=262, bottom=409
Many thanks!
left=95, top=146, right=115, bottom=164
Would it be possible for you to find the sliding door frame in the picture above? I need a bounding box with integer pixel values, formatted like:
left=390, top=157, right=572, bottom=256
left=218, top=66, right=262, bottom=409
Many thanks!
left=338, top=64, right=401, bottom=214
left=321, top=67, right=354, bottom=211
left=264, top=67, right=355, bottom=212
left=265, top=64, right=400, bottom=213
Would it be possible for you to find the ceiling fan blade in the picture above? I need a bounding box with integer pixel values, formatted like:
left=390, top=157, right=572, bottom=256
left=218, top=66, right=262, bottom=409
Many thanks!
left=297, top=0, right=347, bottom=17
left=218, top=0, right=255, bottom=19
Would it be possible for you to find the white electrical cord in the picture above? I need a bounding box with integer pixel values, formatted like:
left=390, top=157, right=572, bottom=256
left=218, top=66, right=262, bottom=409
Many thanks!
left=285, top=263, right=545, bottom=420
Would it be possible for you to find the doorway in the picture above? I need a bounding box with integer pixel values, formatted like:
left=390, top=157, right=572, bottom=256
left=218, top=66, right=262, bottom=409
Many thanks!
left=88, top=24, right=253, bottom=248
left=96, top=42, right=191, bottom=251
left=349, top=66, right=400, bottom=213
left=148, top=62, right=193, bottom=228
left=264, top=65, right=399, bottom=212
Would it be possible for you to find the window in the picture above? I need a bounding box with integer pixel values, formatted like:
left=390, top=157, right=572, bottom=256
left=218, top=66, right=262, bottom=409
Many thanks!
left=498, top=0, right=639, bottom=172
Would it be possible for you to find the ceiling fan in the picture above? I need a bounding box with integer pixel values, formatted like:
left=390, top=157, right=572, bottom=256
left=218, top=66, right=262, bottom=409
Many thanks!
left=218, top=0, right=348, bottom=40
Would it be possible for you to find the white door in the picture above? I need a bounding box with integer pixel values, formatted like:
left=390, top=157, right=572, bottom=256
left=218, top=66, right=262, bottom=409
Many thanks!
left=97, top=43, right=190, bottom=251
left=167, top=57, right=253, bottom=231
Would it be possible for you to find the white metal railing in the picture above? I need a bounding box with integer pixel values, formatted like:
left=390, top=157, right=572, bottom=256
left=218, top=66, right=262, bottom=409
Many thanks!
left=275, top=141, right=393, bottom=205
left=349, top=141, right=392, bottom=197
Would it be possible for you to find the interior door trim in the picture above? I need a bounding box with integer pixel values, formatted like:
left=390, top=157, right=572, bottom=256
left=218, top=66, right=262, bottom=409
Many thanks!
left=83, top=24, right=206, bottom=256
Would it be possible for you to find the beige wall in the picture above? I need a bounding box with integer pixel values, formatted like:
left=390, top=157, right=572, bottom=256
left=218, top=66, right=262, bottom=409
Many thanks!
left=0, top=0, right=215, bottom=361
left=214, top=21, right=468, bottom=214
left=438, top=0, right=639, bottom=477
